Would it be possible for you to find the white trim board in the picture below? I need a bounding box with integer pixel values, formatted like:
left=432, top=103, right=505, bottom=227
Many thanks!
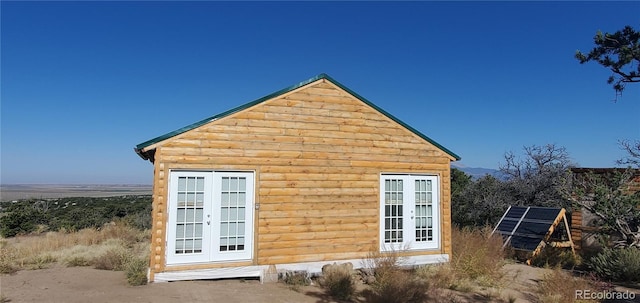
left=153, top=254, right=449, bottom=283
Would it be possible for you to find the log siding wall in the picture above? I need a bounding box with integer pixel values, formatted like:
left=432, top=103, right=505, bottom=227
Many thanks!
left=147, top=79, right=454, bottom=278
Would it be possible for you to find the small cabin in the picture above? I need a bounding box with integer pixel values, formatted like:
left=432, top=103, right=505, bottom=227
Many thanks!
left=134, top=74, right=460, bottom=282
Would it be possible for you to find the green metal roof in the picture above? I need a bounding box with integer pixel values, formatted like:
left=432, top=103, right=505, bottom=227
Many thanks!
left=134, top=73, right=461, bottom=161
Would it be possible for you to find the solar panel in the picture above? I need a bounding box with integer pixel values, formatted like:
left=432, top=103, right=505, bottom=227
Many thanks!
left=492, top=206, right=564, bottom=252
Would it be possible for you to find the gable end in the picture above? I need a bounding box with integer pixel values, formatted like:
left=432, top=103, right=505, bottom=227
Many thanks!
left=135, top=74, right=460, bottom=162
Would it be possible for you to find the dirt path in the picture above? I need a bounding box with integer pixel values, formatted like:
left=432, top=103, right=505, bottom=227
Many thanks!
left=2, top=263, right=639, bottom=303
left=1, top=266, right=319, bottom=303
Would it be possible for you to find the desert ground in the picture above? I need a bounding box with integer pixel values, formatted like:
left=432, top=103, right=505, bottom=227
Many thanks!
left=0, top=184, right=152, bottom=201
left=2, top=263, right=638, bottom=303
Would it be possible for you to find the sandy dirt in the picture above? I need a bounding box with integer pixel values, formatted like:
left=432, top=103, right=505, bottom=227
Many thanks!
left=1, top=266, right=316, bottom=303
left=1, top=263, right=639, bottom=303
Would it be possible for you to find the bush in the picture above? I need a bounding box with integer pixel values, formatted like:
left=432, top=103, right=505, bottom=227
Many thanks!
left=586, top=247, right=640, bottom=282
left=65, top=256, right=92, bottom=267
left=125, top=257, right=148, bottom=286
left=319, top=263, right=356, bottom=301
left=364, top=250, right=429, bottom=303
left=92, top=245, right=132, bottom=271
left=281, top=270, right=310, bottom=291
left=24, top=254, right=57, bottom=269
left=536, top=267, right=604, bottom=303
left=530, top=247, right=582, bottom=269
left=368, top=267, right=429, bottom=303
left=415, top=264, right=455, bottom=290
left=451, top=226, right=504, bottom=282
left=0, top=205, right=48, bottom=237
left=0, top=196, right=152, bottom=238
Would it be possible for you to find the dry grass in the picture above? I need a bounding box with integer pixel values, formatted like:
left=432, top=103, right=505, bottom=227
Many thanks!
left=536, top=267, right=604, bottom=303
left=363, top=249, right=430, bottom=303
left=414, top=226, right=510, bottom=302
left=450, top=226, right=505, bottom=283
left=281, top=270, right=311, bottom=292
left=92, top=242, right=133, bottom=271
left=0, top=222, right=150, bottom=284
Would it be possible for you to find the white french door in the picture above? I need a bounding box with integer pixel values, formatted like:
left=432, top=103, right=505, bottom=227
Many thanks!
left=167, top=171, right=254, bottom=265
left=380, top=174, right=439, bottom=251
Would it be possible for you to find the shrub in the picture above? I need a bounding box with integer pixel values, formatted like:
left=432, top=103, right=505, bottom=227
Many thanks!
left=0, top=205, right=48, bottom=237
left=65, top=255, right=92, bottom=267
left=536, top=267, right=603, bottom=303
left=24, top=254, right=57, bottom=269
left=368, top=267, right=429, bottom=303
left=0, top=244, right=18, bottom=274
left=530, top=247, right=581, bottom=269
left=586, top=247, right=640, bottom=282
left=281, top=270, right=310, bottom=291
left=92, top=245, right=132, bottom=271
left=364, top=249, right=429, bottom=303
left=319, top=263, right=356, bottom=301
left=415, top=264, right=455, bottom=290
left=0, top=196, right=152, bottom=238
left=450, top=226, right=504, bottom=283
left=125, top=257, right=148, bottom=286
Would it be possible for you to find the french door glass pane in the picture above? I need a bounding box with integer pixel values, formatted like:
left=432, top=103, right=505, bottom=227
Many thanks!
left=415, top=179, right=433, bottom=242
left=220, top=177, right=247, bottom=252
left=384, top=179, right=403, bottom=243
left=175, top=176, right=205, bottom=254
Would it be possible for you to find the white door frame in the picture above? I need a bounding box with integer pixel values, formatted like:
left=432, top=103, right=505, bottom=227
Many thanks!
left=166, top=170, right=255, bottom=265
left=379, top=174, right=439, bottom=252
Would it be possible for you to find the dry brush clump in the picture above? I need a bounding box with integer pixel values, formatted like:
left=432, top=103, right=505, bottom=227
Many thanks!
left=92, top=241, right=134, bottom=271
left=281, top=270, right=311, bottom=292
left=126, top=257, right=150, bottom=286
left=318, top=263, right=357, bottom=301
left=450, top=226, right=505, bottom=283
left=413, top=226, right=509, bottom=302
left=363, top=249, right=430, bottom=303
left=536, top=267, right=607, bottom=303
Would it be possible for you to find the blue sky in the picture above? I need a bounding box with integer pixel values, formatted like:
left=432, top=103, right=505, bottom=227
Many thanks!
left=1, top=1, right=639, bottom=184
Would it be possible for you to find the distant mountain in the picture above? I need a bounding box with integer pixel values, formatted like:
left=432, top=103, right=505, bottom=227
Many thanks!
left=451, top=164, right=505, bottom=180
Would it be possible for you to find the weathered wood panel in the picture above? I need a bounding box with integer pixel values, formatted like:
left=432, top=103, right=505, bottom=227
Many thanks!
left=148, top=78, right=454, bottom=275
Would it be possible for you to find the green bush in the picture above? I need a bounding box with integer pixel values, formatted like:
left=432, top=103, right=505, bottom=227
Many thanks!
left=586, top=247, right=640, bottom=282
left=0, top=196, right=152, bottom=237
left=530, top=247, right=582, bottom=270
left=125, top=258, right=148, bottom=286
left=0, top=205, right=48, bottom=237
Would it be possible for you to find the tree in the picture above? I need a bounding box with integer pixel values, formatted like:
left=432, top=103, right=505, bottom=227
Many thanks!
left=451, top=174, right=510, bottom=228
left=451, top=168, right=472, bottom=202
left=564, top=169, right=640, bottom=248
left=617, top=139, right=640, bottom=168
left=575, top=25, right=640, bottom=99
left=499, top=144, right=574, bottom=209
